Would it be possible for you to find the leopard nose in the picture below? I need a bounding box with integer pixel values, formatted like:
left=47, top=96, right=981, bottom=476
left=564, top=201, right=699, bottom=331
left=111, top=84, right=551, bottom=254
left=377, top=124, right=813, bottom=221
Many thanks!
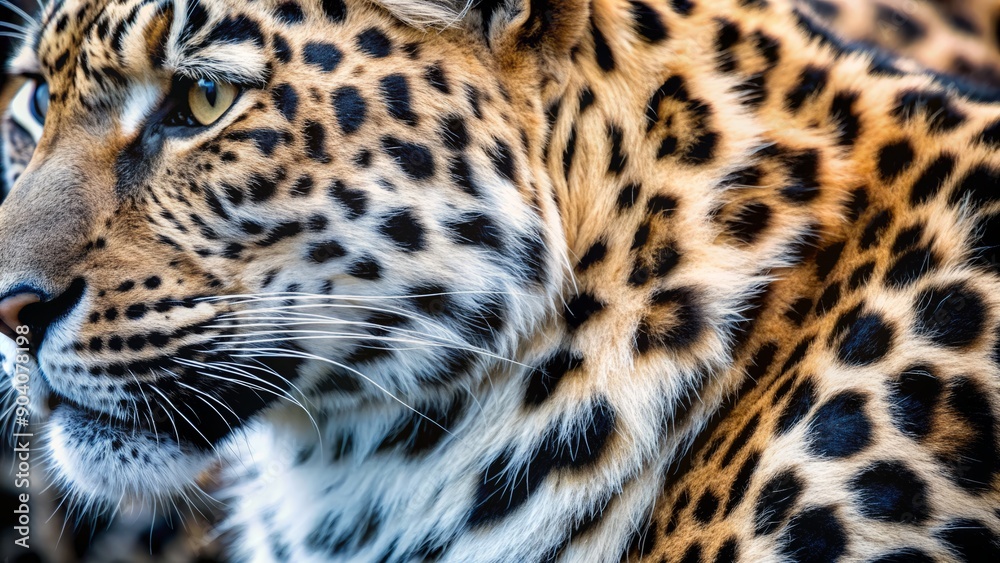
left=0, top=292, right=41, bottom=339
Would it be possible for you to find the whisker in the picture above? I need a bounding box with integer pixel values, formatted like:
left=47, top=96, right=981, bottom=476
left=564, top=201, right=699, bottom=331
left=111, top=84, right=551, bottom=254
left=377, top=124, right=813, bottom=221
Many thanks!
left=222, top=347, right=462, bottom=447
left=0, top=0, right=38, bottom=27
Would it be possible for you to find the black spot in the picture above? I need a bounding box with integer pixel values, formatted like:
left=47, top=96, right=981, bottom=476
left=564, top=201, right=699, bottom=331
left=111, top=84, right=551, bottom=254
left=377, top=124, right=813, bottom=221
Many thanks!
left=888, top=365, right=941, bottom=441
left=271, top=83, right=299, bottom=121
left=426, top=63, right=450, bottom=94
left=576, top=241, right=607, bottom=272
left=877, top=140, right=916, bottom=181
left=949, top=164, right=1000, bottom=208
left=380, top=74, right=417, bottom=126
left=780, top=336, right=813, bottom=374
left=885, top=247, right=936, bottom=288
left=909, top=154, right=954, bottom=206
left=646, top=75, right=688, bottom=131
left=848, top=261, right=875, bottom=291
left=725, top=450, right=760, bottom=516
left=837, top=310, right=894, bottom=366
left=466, top=85, right=483, bottom=119
left=830, top=91, right=860, bottom=145
left=671, top=0, right=694, bottom=15
left=448, top=156, right=481, bottom=197
left=524, top=350, right=584, bottom=405
left=815, top=241, right=845, bottom=281
left=754, top=469, right=803, bottom=535
left=941, top=377, right=999, bottom=493
left=894, top=90, right=966, bottom=132
left=860, top=209, right=893, bottom=250
left=248, top=174, right=278, bottom=203
left=207, top=15, right=264, bottom=46
left=332, top=86, right=367, bottom=135
left=378, top=398, right=462, bottom=456
left=891, top=224, right=923, bottom=254
left=682, top=131, right=719, bottom=165
left=275, top=2, right=304, bottom=24
left=563, top=125, right=577, bottom=179
left=303, top=121, right=330, bottom=163
left=635, top=288, right=703, bottom=352
left=608, top=125, right=628, bottom=175
left=752, top=30, right=780, bottom=67
left=680, top=543, right=702, bottom=563
left=126, top=303, right=148, bottom=320
left=445, top=213, right=503, bottom=249
left=977, top=120, right=1000, bottom=147
left=937, top=518, right=1000, bottom=562
left=846, top=186, right=869, bottom=222
left=851, top=460, right=930, bottom=524
left=578, top=87, right=595, bottom=113
left=693, top=490, right=720, bottom=523
left=780, top=506, right=847, bottom=563
left=257, top=221, right=302, bottom=247
left=914, top=283, right=986, bottom=348
left=328, top=180, right=368, bottom=219
left=273, top=34, right=292, bottom=62
left=971, top=212, right=1000, bottom=275
left=356, top=27, right=391, bottom=57
left=713, top=19, right=740, bottom=72
left=347, top=256, right=382, bottom=280
left=382, top=137, right=435, bottom=180
left=379, top=209, right=426, bottom=252
left=629, top=0, right=668, bottom=43
left=591, top=16, right=615, bottom=71
left=777, top=377, right=816, bottom=434
left=307, top=240, right=347, bottom=264
left=468, top=399, right=615, bottom=526
left=616, top=183, right=641, bottom=211
left=302, top=42, right=342, bottom=72
left=785, top=297, right=812, bottom=326
left=320, top=0, right=347, bottom=22
left=786, top=66, right=827, bottom=111
left=721, top=413, right=760, bottom=468
left=225, top=129, right=287, bottom=157
left=490, top=140, right=517, bottom=182
left=440, top=116, right=469, bottom=151
left=806, top=391, right=872, bottom=458
left=714, top=539, right=739, bottom=563
left=564, top=292, right=605, bottom=329
left=647, top=194, right=677, bottom=216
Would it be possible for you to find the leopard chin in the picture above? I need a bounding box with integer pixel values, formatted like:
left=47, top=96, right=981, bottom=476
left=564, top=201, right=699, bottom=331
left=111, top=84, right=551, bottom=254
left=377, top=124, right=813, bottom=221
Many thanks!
left=44, top=401, right=214, bottom=506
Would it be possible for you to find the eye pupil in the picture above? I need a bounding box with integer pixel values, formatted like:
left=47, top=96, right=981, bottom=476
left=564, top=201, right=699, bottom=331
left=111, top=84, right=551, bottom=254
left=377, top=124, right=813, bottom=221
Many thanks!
left=198, top=78, right=218, bottom=107
left=31, top=81, right=49, bottom=123
left=182, top=77, right=237, bottom=127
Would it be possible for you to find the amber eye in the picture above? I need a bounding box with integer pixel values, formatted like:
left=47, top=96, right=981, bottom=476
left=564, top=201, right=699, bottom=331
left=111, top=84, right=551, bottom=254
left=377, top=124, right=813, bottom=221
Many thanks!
left=187, top=79, right=237, bottom=126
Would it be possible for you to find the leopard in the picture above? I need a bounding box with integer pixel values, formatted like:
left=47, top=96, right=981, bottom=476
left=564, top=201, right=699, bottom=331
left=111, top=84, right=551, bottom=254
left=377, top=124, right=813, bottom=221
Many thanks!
left=1, top=0, right=999, bottom=562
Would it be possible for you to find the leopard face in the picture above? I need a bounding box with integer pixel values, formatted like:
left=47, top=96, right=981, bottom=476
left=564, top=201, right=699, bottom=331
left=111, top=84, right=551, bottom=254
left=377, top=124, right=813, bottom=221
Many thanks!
left=0, top=0, right=565, bottom=505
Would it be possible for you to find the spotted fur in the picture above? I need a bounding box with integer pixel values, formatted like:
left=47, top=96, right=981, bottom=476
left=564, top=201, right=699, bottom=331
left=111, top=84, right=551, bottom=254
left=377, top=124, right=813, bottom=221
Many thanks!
left=1, top=0, right=999, bottom=562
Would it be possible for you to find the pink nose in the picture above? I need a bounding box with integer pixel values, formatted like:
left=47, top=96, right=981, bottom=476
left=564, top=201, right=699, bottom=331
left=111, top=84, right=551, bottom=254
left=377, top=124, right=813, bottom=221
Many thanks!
left=0, top=293, right=41, bottom=339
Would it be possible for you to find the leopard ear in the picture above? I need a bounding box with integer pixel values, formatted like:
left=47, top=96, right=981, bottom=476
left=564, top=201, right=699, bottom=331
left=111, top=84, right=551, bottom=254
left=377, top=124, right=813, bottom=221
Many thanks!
left=469, top=0, right=589, bottom=59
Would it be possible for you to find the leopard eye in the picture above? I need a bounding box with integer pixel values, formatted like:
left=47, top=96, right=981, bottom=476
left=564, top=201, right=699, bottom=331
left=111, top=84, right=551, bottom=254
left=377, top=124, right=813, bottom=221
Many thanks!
left=30, top=80, right=49, bottom=124
left=187, top=78, right=237, bottom=126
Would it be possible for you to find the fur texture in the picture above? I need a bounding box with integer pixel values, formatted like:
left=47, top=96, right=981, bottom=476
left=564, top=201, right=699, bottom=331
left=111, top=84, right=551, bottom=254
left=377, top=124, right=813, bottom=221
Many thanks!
left=0, top=0, right=999, bottom=562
